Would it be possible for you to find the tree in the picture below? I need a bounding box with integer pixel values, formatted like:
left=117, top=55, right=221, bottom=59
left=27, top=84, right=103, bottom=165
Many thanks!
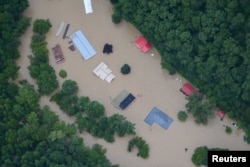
left=191, top=146, right=208, bottom=166
left=78, top=96, right=90, bottom=113
left=112, top=13, right=122, bottom=24
left=29, top=46, right=48, bottom=65
left=120, top=64, right=131, bottom=74
left=33, top=19, right=52, bottom=35
left=3, top=60, right=20, bottom=80
left=243, top=124, right=250, bottom=144
left=64, top=124, right=77, bottom=137
left=6, top=83, right=19, bottom=99
left=36, top=68, right=59, bottom=95
left=108, top=114, right=135, bottom=137
left=16, top=83, right=40, bottom=112
left=41, top=106, right=59, bottom=130
left=76, top=114, right=89, bottom=133
left=85, top=101, right=105, bottom=119
left=61, top=80, right=78, bottom=95
left=177, top=111, right=188, bottom=122
left=50, top=80, right=81, bottom=116
left=13, top=16, right=31, bottom=38
left=186, top=94, right=215, bottom=125
left=127, top=136, right=149, bottom=159
left=110, top=0, right=119, bottom=4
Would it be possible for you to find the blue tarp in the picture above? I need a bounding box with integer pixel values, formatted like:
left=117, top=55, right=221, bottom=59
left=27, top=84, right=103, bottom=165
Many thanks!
left=144, top=107, right=173, bottom=130
left=70, top=30, right=96, bottom=60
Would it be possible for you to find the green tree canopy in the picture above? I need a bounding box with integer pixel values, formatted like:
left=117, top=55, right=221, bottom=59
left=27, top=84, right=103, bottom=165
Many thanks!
left=61, top=80, right=79, bottom=95
left=186, top=94, right=215, bottom=125
left=121, top=64, right=131, bottom=74
left=32, top=19, right=52, bottom=35
left=177, top=111, right=188, bottom=122
left=127, top=136, right=149, bottom=159
left=85, top=101, right=105, bottom=119
left=191, top=146, right=208, bottom=166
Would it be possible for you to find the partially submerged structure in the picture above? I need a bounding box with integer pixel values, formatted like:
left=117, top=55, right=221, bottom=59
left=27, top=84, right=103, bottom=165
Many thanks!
left=63, top=24, right=70, bottom=39
left=51, top=44, right=64, bottom=64
left=93, top=62, right=115, bottom=83
left=83, top=0, right=93, bottom=14
left=216, top=109, right=226, bottom=119
left=56, top=22, right=65, bottom=37
left=144, top=107, right=173, bottom=130
left=111, top=90, right=136, bottom=110
left=180, top=83, right=195, bottom=96
left=70, top=30, right=96, bottom=60
left=134, top=36, right=152, bottom=53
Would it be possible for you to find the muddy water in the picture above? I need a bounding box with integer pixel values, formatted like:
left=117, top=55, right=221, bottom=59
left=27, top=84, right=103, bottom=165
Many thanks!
left=16, top=0, right=250, bottom=167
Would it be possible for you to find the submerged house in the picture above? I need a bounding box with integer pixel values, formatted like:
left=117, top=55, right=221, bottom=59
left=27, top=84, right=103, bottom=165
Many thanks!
left=134, top=36, right=152, bottom=53
left=216, top=109, right=226, bottom=119
left=180, top=83, right=196, bottom=96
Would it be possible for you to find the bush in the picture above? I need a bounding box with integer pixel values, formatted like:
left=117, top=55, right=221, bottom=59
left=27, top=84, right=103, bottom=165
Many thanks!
left=59, top=69, right=67, bottom=78
left=177, top=111, right=188, bottom=122
left=112, top=13, right=122, bottom=24
left=225, top=126, right=232, bottom=134
left=121, top=64, right=131, bottom=74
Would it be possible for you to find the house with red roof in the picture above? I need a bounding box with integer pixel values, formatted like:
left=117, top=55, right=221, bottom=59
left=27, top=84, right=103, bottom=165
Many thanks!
left=216, top=109, right=226, bottom=119
left=135, top=36, right=152, bottom=53
left=180, top=83, right=196, bottom=96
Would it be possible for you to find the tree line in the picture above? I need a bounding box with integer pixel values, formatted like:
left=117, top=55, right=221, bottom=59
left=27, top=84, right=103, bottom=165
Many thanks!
left=110, top=0, right=250, bottom=143
left=28, top=19, right=59, bottom=95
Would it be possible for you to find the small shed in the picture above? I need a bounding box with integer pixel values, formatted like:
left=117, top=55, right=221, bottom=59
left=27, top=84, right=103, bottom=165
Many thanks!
left=216, top=109, right=226, bottom=118
left=51, top=44, right=65, bottom=64
left=181, top=83, right=195, bottom=96
left=70, top=30, right=96, bottom=60
left=111, top=90, right=136, bottom=110
left=134, top=36, right=152, bottom=53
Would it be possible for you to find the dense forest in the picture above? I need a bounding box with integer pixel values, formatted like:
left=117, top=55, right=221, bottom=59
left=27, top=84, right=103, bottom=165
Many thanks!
left=111, top=0, right=250, bottom=142
left=0, top=1, right=118, bottom=166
